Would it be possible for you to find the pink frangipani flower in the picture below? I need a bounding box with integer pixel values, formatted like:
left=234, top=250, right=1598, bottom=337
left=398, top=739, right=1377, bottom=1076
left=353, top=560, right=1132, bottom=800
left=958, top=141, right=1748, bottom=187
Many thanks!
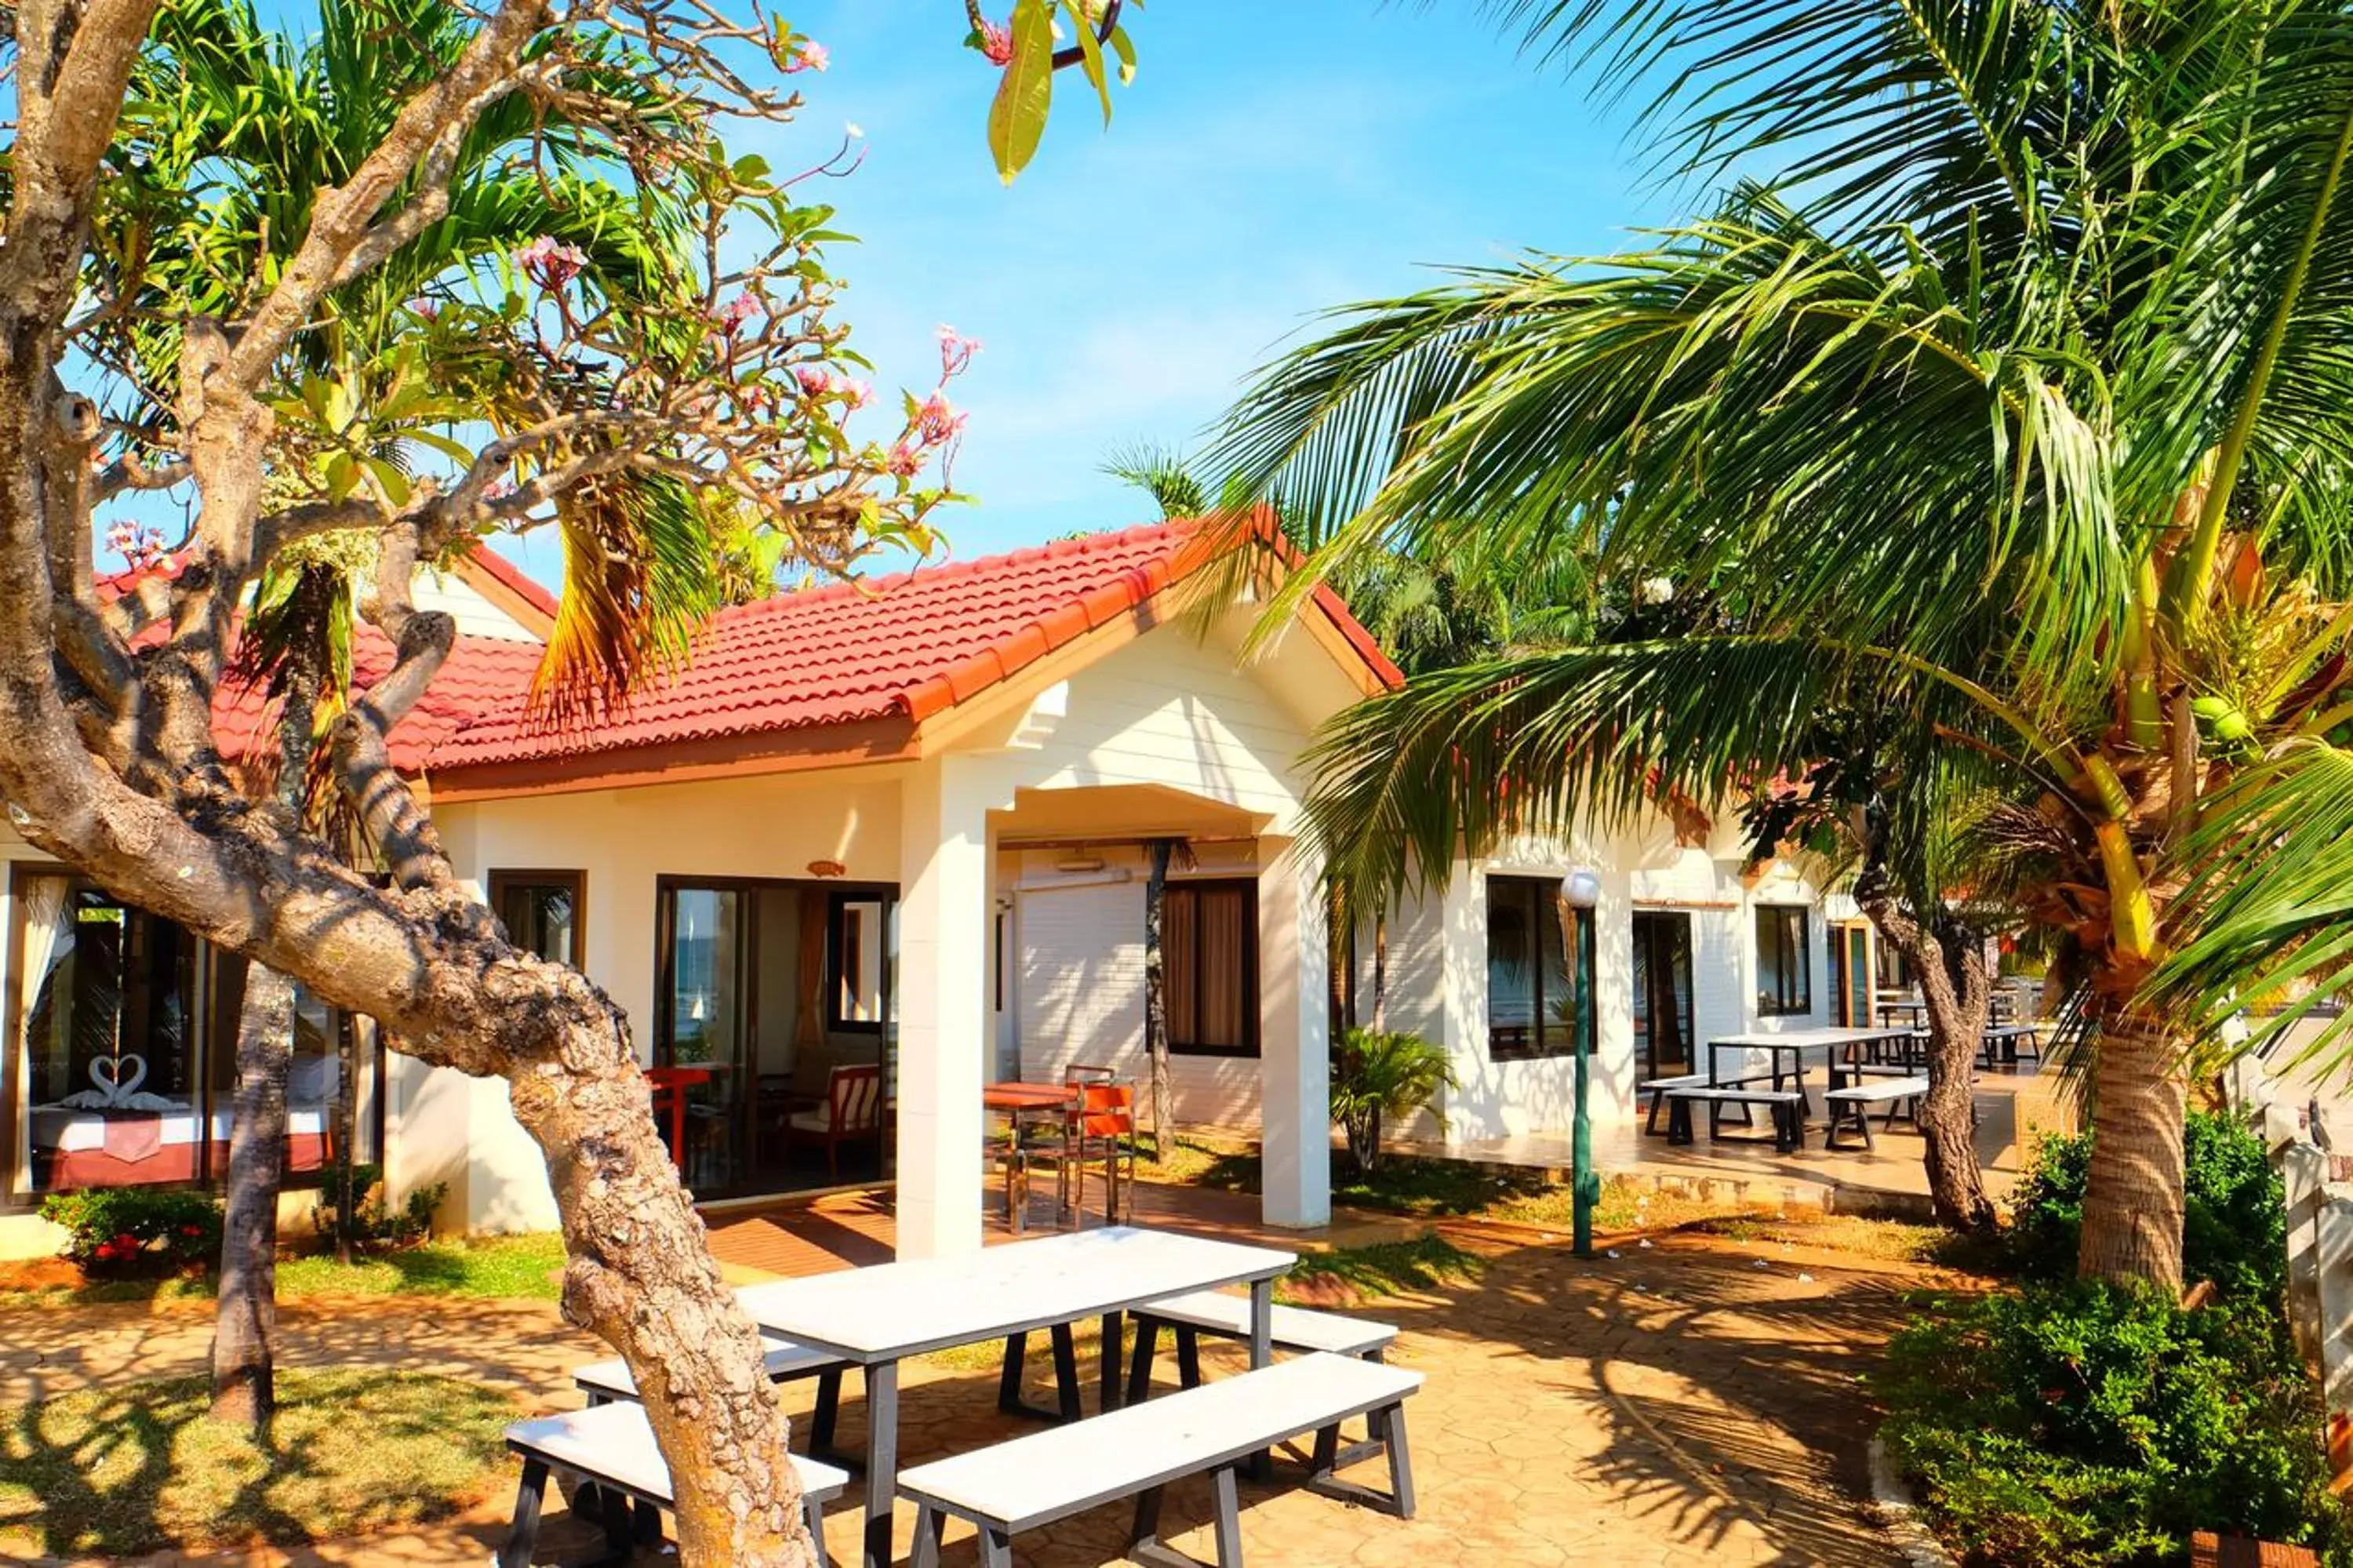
left=976, top=19, right=1013, bottom=65
left=785, top=39, right=829, bottom=73
left=936, top=324, right=982, bottom=380
left=516, top=235, right=590, bottom=291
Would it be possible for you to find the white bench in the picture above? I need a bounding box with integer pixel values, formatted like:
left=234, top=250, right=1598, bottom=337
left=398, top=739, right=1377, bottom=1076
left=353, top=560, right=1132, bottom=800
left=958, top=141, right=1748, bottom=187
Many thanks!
left=1663, top=1084, right=1806, bottom=1151
left=1126, top=1290, right=1395, bottom=1395
left=1824, top=1074, right=1930, bottom=1151
left=497, top=1400, right=849, bottom=1568
left=901, top=1352, right=1421, bottom=1568
left=575, top=1337, right=860, bottom=1463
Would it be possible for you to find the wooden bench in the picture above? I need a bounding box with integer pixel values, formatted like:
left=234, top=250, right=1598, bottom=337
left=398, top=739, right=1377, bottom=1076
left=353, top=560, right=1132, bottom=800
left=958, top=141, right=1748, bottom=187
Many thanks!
left=1980, top=1023, right=2042, bottom=1067
left=1663, top=1085, right=1806, bottom=1151
left=498, top=1400, right=849, bottom=1568
left=2191, top=1532, right=2321, bottom=1566
left=1638, top=1072, right=1711, bottom=1135
left=1824, top=1074, right=1929, bottom=1151
left=900, top=1352, right=1422, bottom=1568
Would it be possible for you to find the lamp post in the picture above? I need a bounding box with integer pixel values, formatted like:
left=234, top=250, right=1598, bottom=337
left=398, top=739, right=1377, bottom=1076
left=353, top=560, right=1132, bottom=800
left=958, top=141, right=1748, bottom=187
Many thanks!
left=1558, top=868, right=1603, bottom=1259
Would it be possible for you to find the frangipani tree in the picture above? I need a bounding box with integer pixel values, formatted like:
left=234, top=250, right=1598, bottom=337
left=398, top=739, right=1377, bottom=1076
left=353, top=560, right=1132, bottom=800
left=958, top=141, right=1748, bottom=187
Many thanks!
left=0, top=0, right=1110, bottom=1558
left=1220, top=0, right=2353, bottom=1292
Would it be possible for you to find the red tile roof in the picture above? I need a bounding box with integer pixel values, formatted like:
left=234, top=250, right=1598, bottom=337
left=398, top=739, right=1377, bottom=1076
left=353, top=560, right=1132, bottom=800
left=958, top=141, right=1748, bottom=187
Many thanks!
left=212, top=625, right=544, bottom=773
left=427, top=518, right=1398, bottom=773
left=93, top=519, right=1399, bottom=780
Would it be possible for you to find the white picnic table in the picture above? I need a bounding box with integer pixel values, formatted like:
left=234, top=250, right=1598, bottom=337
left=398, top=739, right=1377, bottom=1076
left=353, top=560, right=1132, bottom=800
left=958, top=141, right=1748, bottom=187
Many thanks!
left=736, top=1224, right=1297, bottom=1568
left=1705, top=1026, right=1917, bottom=1117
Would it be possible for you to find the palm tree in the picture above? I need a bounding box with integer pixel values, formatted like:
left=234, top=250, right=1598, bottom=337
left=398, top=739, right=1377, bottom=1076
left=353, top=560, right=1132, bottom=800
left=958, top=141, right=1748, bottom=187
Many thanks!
left=112, top=0, right=702, bottom=1428
left=1216, top=2, right=2353, bottom=1292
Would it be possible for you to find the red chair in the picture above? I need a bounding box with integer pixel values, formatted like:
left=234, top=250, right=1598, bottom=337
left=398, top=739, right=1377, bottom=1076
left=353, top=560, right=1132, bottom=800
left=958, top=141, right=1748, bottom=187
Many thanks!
left=1049, top=1080, right=1136, bottom=1225
left=784, top=1064, right=882, bottom=1181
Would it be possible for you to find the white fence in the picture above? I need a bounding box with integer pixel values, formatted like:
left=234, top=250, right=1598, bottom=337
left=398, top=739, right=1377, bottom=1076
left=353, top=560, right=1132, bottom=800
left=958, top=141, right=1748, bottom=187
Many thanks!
left=2228, top=1057, right=2353, bottom=1474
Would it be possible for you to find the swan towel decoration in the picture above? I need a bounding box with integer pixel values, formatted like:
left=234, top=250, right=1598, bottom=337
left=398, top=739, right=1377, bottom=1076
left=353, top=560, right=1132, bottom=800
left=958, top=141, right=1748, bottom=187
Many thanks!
left=59, top=1052, right=178, bottom=1111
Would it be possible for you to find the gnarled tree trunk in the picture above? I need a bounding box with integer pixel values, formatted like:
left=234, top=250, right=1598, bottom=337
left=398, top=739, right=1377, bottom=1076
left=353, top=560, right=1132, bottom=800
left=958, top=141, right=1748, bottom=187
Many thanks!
left=1853, top=864, right=1997, bottom=1234
left=211, top=962, right=295, bottom=1429
left=2076, top=1002, right=2188, bottom=1290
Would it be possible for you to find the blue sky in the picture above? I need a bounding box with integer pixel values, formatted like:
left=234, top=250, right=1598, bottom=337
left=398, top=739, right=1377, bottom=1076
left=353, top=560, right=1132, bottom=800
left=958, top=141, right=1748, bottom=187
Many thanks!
left=499, top=3, right=1687, bottom=580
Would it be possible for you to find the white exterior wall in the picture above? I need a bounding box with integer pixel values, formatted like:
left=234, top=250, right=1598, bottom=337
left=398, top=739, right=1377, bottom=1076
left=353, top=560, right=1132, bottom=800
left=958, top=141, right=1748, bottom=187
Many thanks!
left=421, top=767, right=907, bottom=1232
left=409, top=564, right=543, bottom=641
left=409, top=607, right=1357, bottom=1235
left=1397, top=810, right=1842, bottom=1145
left=1008, top=840, right=1269, bottom=1129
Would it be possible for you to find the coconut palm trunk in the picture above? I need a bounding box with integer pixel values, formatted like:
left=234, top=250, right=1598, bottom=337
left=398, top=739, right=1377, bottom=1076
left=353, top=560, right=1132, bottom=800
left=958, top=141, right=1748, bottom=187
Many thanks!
left=2077, top=1002, right=2189, bottom=1286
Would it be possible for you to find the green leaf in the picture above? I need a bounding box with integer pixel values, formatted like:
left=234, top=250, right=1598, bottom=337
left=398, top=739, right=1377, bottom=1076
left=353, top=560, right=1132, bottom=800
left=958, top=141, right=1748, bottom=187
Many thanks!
left=323, top=451, right=358, bottom=501
left=1063, top=1, right=1114, bottom=126
left=988, top=0, right=1055, bottom=184
left=1107, top=22, right=1136, bottom=85
left=363, top=457, right=411, bottom=507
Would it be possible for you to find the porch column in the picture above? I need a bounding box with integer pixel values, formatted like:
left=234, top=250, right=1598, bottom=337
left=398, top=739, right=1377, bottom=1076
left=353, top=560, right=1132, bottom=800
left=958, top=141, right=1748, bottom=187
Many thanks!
left=1258, top=835, right=1330, bottom=1229
left=895, top=758, right=993, bottom=1259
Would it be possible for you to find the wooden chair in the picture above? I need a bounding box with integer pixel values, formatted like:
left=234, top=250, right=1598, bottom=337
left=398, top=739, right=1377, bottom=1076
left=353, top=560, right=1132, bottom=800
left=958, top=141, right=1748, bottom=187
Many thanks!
left=1049, top=1080, right=1137, bottom=1224
left=784, top=1063, right=882, bottom=1181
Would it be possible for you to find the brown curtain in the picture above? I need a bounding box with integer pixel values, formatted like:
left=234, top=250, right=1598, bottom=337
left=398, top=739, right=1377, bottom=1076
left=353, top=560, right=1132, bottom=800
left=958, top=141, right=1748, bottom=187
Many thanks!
left=1164, top=886, right=1199, bottom=1046
left=796, top=886, right=828, bottom=1050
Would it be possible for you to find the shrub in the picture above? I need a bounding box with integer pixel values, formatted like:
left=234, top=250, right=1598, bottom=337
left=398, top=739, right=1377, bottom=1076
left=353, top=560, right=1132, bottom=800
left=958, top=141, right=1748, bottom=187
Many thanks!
left=2006, top=1109, right=2285, bottom=1297
left=1879, top=1281, right=2350, bottom=1567
left=1329, top=1028, right=1457, bottom=1175
left=41, top=1188, right=222, bottom=1278
left=311, top=1164, right=445, bottom=1251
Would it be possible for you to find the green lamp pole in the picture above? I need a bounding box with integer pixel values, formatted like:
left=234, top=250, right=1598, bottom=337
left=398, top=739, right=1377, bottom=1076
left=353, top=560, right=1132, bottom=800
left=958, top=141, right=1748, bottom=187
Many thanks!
left=1559, top=869, right=1603, bottom=1259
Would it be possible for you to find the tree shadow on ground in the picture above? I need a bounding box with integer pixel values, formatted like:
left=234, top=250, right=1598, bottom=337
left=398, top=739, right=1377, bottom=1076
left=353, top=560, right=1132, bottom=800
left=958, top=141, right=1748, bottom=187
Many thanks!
left=0, top=1369, right=512, bottom=1560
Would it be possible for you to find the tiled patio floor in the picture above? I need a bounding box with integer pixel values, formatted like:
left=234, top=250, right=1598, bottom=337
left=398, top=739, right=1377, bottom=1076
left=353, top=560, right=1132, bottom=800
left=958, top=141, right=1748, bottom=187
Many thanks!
left=4, top=1184, right=1930, bottom=1568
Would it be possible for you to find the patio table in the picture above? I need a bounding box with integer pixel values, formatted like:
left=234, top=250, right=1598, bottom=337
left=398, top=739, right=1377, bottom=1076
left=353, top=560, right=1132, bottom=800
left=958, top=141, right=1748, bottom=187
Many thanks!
left=736, top=1224, right=1297, bottom=1568
left=981, top=1082, right=1078, bottom=1231
left=1878, top=998, right=1929, bottom=1028
left=1705, top=1028, right=1915, bottom=1119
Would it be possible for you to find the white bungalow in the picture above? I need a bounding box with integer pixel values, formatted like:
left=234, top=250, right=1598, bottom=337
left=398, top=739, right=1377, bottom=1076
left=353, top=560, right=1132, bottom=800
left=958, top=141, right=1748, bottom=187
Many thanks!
left=0, top=522, right=1867, bottom=1260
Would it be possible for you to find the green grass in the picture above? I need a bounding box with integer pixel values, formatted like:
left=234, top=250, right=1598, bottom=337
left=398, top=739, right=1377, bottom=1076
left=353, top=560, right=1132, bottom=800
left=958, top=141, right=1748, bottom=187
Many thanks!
left=0, top=1233, right=568, bottom=1310
left=1143, top=1137, right=1559, bottom=1218
left=1282, top=1234, right=1484, bottom=1303
left=0, top=1369, right=517, bottom=1557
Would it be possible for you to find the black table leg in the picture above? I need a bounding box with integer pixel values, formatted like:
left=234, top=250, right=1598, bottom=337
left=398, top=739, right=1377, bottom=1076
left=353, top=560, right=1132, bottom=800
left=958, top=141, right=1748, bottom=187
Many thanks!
left=1100, top=1311, right=1126, bottom=1411
left=860, top=1359, right=898, bottom=1568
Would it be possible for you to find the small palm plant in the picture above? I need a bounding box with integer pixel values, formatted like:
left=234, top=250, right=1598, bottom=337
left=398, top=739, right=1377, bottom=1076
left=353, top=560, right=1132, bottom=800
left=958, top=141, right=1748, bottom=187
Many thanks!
left=1329, top=1028, right=1457, bottom=1176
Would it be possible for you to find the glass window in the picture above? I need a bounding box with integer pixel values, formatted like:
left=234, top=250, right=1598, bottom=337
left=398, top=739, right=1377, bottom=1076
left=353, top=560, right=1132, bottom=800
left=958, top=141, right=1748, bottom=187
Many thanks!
left=661, top=886, right=744, bottom=1064
left=209, top=957, right=365, bottom=1183
left=1486, top=878, right=1574, bottom=1060
left=490, top=871, right=584, bottom=966
left=9, top=873, right=378, bottom=1200
left=1166, top=880, right=1258, bottom=1057
left=1757, top=904, right=1813, bottom=1017
left=828, top=894, right=887, bottom=1031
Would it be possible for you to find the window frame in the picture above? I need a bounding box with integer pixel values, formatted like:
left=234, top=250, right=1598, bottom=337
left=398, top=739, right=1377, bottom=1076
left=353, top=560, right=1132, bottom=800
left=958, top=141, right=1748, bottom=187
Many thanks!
left=3, top=860, right=384, bottom=1209
left=1485, top=875, right=1577, bottom=1062
left=826, top=890, right=889, bottom=1035
left=488, top=868, right=587, bottom=967
left=1162, top=877, right=1261, bottom=1059
left=1755, top=902, right=1814, bottom=1017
